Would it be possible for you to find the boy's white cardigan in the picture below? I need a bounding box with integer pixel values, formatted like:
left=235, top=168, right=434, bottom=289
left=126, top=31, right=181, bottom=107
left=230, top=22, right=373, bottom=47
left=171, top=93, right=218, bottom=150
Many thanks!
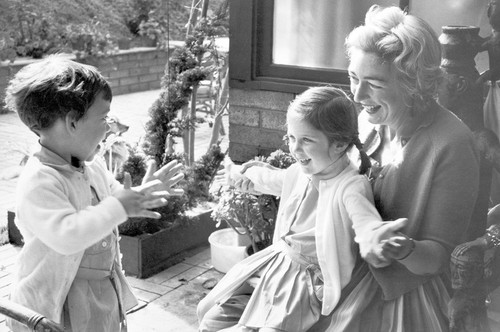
left=8, top=145, right=135, bottom=330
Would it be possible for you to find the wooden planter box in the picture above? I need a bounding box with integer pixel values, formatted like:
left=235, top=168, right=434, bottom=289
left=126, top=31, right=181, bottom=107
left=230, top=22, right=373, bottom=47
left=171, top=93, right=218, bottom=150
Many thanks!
left=7, top=209, right=218, bottom=279
left=119, top=209, right=217, bottom=278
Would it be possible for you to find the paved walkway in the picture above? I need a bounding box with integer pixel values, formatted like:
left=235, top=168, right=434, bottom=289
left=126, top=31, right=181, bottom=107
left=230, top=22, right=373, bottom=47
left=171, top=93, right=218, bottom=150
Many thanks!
left=0, top=89, right=227, bottom=331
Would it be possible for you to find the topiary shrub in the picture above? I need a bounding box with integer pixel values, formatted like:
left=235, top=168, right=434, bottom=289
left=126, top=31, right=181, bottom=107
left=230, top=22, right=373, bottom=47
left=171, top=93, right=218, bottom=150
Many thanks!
left=117, top=142, right=225, bottom=236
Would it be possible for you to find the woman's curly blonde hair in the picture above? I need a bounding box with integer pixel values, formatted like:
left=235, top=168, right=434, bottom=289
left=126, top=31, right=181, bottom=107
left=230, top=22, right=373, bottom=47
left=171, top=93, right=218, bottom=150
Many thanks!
left=345, top=5, right=443, bottom=113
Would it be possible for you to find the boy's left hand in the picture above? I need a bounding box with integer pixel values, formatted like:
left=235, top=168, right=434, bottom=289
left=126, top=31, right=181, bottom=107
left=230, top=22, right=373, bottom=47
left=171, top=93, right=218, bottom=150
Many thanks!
left=136, top=159, right=184, bottom=196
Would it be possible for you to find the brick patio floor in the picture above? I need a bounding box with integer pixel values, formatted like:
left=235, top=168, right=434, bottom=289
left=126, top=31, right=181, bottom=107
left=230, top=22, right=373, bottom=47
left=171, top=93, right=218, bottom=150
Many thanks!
left=0, top=89, right=227, bottom=331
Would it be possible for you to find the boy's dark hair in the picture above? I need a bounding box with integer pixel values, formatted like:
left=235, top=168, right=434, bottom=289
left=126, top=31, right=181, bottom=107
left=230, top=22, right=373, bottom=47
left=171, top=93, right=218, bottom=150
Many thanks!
left=4, top=55, right=112, bottom=133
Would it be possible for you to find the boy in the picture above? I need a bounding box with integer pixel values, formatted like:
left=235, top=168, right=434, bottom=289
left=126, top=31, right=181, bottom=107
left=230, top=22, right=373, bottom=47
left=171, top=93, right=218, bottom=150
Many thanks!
left=4, top=55, right=184, bottom=331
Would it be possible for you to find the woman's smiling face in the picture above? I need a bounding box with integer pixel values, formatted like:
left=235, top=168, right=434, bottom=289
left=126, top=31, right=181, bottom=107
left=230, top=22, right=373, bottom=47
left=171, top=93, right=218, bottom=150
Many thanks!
left=348, top=48, right=411, bottom=132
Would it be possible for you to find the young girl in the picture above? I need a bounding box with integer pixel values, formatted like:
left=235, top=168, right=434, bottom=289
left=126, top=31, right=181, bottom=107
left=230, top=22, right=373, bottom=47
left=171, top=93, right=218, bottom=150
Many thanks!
left=197, top=86, right=407, bottom=332
left=4, top=56, right=184, bottom=332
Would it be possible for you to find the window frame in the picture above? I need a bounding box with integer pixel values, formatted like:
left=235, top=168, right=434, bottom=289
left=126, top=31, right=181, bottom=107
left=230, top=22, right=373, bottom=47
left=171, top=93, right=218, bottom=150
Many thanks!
left=229, top=0, right=409, bottom=93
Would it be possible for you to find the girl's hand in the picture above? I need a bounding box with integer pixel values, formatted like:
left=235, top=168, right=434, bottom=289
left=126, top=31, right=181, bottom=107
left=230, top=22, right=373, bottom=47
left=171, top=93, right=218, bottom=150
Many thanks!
left=114, top=173, right=168, bottom=219
left=240, top=160, right=279, bottom=173
left=137, top=159, right=184, bottom=196
left=224, top=158, right=263, bottom=194
left=233, top=174, right=258, bottom=194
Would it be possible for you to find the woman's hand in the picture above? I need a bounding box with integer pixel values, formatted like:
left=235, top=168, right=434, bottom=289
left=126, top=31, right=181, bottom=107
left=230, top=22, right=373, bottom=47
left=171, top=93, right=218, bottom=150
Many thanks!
left=382, top=237, right=448, bottom=275
left=359, top=218, right=408, bottom=268
left=381, top=234, right=415, bottom=261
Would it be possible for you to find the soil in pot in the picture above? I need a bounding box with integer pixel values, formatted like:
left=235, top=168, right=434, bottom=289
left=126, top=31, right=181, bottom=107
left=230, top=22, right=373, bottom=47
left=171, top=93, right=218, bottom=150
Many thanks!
left=245, top=239, right=272, bottom=256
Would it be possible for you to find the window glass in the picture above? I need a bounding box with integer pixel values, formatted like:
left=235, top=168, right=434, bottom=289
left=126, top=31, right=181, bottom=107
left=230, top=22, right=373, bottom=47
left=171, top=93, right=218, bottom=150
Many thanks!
left=272, top=0, right=399, bottom=70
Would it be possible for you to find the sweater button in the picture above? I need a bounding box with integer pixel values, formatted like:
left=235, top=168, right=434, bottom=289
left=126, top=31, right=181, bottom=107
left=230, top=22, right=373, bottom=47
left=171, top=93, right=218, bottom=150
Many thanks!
left=379, top=174, right=384, bottom=178
left=102, top=241, right=108, bottom=248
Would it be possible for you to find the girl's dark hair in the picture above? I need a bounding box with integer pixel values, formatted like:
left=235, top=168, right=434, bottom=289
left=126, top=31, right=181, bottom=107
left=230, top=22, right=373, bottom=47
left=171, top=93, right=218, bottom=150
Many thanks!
left=288, top=86, right=371, bottom=174
left=5, top=55, right=112, bottom=133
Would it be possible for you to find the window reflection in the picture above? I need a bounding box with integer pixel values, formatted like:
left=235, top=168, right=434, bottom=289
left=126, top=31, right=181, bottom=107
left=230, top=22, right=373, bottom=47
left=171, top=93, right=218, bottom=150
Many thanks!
left=272, top=0, right=395, bottom=70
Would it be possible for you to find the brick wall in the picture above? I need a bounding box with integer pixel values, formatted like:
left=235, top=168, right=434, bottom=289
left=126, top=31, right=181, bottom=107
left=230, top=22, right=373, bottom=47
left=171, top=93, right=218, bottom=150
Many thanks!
left=0, top=47, right=175, bottom=114
left=228, top=88, right=295, bottom=163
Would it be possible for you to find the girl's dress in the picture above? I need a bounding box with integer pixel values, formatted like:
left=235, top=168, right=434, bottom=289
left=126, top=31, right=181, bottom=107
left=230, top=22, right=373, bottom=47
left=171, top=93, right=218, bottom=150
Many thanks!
left=198, top=162, right=384, bottom=332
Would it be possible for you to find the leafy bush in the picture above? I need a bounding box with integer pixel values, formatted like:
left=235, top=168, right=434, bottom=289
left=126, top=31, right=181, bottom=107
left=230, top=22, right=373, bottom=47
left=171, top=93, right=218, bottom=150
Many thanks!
left=65, top=21, right=118, bottom=58
left=0, top=0, right=228, bottom=60
left=117, top=142, right=225, bottom=236
left=0, top=0, right=130, bottom=60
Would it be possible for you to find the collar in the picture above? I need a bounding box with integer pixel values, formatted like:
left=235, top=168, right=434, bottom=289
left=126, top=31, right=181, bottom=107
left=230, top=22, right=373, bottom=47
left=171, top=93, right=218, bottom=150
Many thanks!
left=310, top=160, right=352, bottom=190
left=34, top=142, right=85, bottom=173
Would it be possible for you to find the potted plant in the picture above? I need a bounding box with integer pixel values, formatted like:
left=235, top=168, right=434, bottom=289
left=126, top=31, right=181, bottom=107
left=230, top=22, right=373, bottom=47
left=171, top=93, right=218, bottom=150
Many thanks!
left=208, top=149, right=295, bottom=272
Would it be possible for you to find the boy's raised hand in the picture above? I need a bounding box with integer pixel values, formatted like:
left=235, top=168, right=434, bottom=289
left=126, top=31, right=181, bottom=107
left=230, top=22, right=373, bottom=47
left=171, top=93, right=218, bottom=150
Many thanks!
left=114, top=172, right=168, bottom=219
left=137, top=159, right=184, bottom=196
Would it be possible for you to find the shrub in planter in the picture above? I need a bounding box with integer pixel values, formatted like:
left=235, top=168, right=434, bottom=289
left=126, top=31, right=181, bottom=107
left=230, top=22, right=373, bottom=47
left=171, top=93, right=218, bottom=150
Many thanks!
left=117, top=143, right=224, bottom=237
left=113, top=142, right=224, bottom=278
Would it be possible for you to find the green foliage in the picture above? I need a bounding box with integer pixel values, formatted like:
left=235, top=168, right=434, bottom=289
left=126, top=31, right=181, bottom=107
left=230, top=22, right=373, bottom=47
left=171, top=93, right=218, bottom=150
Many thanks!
left=212, top=190, right=272, bottom=247
left=115, top=144, right=147, bottom=187
left=65, top=21, right=118, bottom=59
left=183, top=144, right=226, bottom=207
left=117, top=142, right=225, bottom=236
left=0, top=0, right=69, bottom=60
left=265, top=149, right=296, bottom=169
left=141, top=84, right=191, bottom=165
left=0, top=0, right=131, bottom=61
left=118, top=0, right=191, bottom=42
left=118, top=196, right=189, bottom=236
left=0, top=0, right=229, bottom=61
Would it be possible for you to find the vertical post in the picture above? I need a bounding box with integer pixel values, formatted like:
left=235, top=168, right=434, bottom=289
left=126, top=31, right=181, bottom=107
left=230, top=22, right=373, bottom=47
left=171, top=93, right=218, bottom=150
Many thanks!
left=186, top=0, right=210, bottom=165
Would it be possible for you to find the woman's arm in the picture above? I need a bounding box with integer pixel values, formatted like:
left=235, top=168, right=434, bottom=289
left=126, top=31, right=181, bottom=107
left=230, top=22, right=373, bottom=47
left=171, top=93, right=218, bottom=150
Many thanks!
left=381, top=236, right=448, bottom=274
